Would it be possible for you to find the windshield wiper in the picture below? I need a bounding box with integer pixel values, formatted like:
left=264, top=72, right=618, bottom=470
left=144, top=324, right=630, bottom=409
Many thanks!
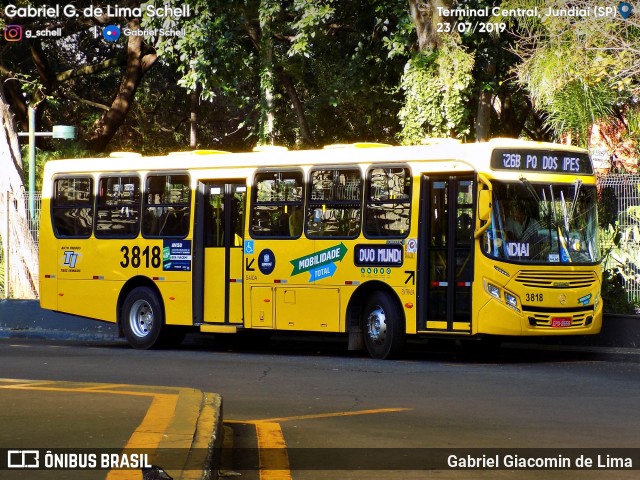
left=520, top=175, right=550, bottom=219
left=568, top=178, right=582, bottom=223
left=519, top=175, right=540, bottom=203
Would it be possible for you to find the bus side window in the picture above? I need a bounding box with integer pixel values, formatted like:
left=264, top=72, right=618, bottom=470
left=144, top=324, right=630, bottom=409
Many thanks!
left=251, top=170, right=304, bottom=238
left=364, top=167, right=411, bottom=238
left=52, top=177, right=94, bottom=238
left=143, top=174, right=191, bottom=238
left=95, top=175, right=141, bottom=238
left=306, top=167, right=362, bottom=238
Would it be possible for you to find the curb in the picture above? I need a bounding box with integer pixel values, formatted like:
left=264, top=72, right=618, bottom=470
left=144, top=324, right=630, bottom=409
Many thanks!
left=0, top=379, right=223, bottom=480
left=1, top=299, right=639, bottom=350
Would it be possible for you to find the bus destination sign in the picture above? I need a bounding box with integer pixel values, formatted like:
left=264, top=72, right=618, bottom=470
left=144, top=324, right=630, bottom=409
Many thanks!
left=490, top=149, right=593, bottom=175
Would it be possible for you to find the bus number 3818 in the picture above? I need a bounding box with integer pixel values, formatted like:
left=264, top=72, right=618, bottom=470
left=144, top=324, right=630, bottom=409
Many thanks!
left=120, top=245, right=162, bottom=269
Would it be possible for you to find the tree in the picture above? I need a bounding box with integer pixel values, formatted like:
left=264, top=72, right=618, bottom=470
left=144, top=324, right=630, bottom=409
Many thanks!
left=0, top=89, right=38, bottom=298
left=399, top=0, right=477, bottom=143
left=501, top=0, right=639, bottom=148
left=143, top=0, right=409, bottom=148
left=87, top=17, right=158, bottom=151
left=1, top=0, right=162, bottom=153
left=397, top=40, right=475, bottom=142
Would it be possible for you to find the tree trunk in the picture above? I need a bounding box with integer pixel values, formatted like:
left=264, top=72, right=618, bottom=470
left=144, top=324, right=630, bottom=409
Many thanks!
left=0, top=89, right=39, bottom=298
left=276, top=67, right=314, bottom=147
left=409, top=0, right=453, bottom=51
left=476, top=57, right=496, bottom=141
left=259, top=10, right=276, bottom=145
left=87, top=18, right=157, bottom=152
left=476, top=92, right=492, bottom=141
left=190, top=83, right=201, bottom=149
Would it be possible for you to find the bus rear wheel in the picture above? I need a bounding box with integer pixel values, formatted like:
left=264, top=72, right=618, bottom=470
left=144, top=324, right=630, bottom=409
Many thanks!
left=122, top=287, right=165, bottom=349
left=362, top=291, right=405, bottom=359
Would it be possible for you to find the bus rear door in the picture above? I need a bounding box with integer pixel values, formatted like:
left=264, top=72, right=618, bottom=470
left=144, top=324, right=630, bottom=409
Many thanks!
left=194, top=180, right=246, bottom=326
left=419, top=175, right=474, bottom=333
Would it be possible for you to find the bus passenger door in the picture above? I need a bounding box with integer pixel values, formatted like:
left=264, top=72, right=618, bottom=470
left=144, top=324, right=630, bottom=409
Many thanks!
left=194, top=180, right=246, bottom=325
left=419, top=175, right=474, bottom=333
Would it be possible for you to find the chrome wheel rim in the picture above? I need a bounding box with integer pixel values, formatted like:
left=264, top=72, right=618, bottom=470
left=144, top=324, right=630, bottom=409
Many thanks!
left=129, top=299, right=154, bottom=338
left=366, top=306, right=387, bottom=344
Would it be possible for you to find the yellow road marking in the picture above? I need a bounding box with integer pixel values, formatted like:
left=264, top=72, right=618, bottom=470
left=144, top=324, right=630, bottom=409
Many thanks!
left=0, top=380, right=182, bottom=480
left=255, top=422, right=292, bottom=480
left=106, top=393, right=178, bottom=480
left=0, top=383, right=161, bottom=397
left=227, top=407, right=411, bottom=479
left=250, top=407, right=411, bottom=424
left=82, top=384, right=130, bottom=391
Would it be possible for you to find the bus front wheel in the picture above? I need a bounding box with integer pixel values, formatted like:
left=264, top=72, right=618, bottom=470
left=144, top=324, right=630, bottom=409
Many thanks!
left=121, top=287, right=164, bottom=349
left=362, top=292, right=405, bottom=359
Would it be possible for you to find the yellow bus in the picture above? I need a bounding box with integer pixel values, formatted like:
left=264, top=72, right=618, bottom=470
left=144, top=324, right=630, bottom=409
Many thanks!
left=39, top=139, right=603, bottom=358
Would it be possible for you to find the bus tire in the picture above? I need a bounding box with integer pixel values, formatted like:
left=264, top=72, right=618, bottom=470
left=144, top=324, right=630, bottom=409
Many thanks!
left=121, top=286, right=165, bottom=349
left=362, top=291, right=405, bottom=359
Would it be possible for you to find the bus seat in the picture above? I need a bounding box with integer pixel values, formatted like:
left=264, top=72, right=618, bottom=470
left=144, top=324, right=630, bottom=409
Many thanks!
left=289, top=208, right=303, bottom=237
left=277, top=212, right=290, bottom=236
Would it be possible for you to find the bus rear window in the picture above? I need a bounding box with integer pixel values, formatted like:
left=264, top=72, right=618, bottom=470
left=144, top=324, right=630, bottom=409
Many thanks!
left=142, top=174, right=190, bottom=237
left=52, top=176, right=94, bottom=238
left=364, top=167, right=411, bottom=237
left=96, top=175, right=141, bottom=238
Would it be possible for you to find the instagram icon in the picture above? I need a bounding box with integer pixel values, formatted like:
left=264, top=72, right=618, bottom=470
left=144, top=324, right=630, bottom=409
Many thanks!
left=4, top=25, right=23, bottom=42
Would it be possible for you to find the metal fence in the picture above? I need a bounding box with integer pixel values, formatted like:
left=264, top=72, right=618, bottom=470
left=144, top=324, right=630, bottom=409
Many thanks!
left=598, top=173, right=640, bottom=303
left=1, top=191, right=40, bottom=299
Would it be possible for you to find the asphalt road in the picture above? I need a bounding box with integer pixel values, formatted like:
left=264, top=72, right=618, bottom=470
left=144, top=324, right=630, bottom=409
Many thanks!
left=1, top=333, right=640, bottom=479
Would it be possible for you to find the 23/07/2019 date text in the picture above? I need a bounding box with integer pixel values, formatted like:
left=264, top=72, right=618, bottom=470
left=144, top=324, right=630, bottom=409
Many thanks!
left=437, top=22, right=506, bottom=34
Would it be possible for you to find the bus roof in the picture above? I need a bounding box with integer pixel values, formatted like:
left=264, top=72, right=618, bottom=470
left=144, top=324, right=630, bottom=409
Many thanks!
left=42, top=138, right=589, bottom=177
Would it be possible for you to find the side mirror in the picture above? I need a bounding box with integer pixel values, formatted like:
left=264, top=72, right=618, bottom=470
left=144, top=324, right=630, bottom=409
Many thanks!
left=478, top=189, right=492, bottom=222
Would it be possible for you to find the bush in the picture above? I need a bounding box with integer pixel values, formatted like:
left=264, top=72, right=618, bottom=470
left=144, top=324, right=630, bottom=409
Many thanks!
left=601, top=268, right=637, bottom=314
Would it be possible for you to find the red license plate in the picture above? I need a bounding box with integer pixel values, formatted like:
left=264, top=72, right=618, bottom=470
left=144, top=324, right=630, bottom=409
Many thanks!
left=552, top=317, right=572, bottom=328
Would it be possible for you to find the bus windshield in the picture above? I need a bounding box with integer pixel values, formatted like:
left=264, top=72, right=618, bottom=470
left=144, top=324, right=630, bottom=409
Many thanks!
left=482, top=179, right=600, bottom=264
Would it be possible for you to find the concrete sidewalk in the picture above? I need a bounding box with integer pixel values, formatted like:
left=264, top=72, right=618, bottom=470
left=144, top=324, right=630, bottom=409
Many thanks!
left=0, top=379, right=223, bottom=480
left=0, top=300, right=224, bottom=480
left=0, top=299, right=120, bottom=341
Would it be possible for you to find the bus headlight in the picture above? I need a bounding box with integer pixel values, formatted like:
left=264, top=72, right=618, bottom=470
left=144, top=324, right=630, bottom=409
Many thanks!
left=487, top=283, right=501, bottom=299
left=504, top=292, right=518, bottom=308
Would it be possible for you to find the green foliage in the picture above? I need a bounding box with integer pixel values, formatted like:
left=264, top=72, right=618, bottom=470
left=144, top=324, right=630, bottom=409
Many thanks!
left=502, top=0, right=640, bottom=144
left=140, top=0, right=410, bottom=148
left=601, top=269, right=637, bottom=314
left=540, top=81, right=622, bottom=148
left=598, top=186, right=618, bottom=229
left=21, top=143, right=94, bottom=193
left=397, top=41, right=474, bottom=144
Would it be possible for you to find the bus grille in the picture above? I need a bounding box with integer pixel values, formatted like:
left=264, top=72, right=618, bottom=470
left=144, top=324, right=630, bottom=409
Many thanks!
left=514, top=271, right=597, bottom=288
left=525, top=311, right=591, bottom=328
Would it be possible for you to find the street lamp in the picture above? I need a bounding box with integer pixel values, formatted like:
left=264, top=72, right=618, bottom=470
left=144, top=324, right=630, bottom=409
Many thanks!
left=17, top=106, right=76, bottom=221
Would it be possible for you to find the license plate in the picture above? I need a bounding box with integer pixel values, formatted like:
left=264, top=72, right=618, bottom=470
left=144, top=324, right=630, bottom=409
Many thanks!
left=552, top=317, right=572, bottom=328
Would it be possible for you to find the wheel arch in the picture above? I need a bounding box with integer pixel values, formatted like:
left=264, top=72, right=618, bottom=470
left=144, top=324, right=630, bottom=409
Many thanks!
left=346, top=280, right=405, bottom=339
left=116, top=276, right=165, bottom=337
